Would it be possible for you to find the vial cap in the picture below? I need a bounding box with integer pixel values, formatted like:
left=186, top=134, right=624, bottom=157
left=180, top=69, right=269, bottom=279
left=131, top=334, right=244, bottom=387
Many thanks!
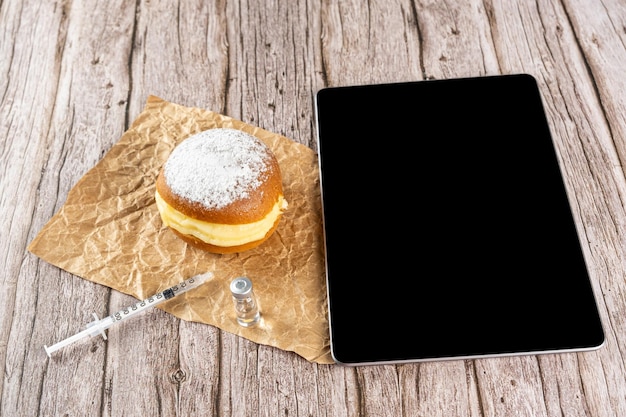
left=230, top=277, right=253, bottom=299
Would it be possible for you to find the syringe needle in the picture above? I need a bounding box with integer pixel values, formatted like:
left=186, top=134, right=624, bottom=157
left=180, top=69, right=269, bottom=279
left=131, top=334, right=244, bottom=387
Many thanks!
left=44, top=272, right=212, bottom=358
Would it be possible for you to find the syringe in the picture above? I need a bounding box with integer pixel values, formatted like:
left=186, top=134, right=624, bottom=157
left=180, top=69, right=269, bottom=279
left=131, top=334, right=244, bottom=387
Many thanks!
left=44, top=272, right=212, bottom=357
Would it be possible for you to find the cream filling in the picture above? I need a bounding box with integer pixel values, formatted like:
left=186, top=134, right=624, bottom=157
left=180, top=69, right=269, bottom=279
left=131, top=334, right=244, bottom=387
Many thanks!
left=155, top=191, right=287, bottom=247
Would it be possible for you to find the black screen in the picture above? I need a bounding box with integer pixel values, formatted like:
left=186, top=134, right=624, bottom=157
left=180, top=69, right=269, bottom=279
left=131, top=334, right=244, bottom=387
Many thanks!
left=315, top=74, right=605, bottom=365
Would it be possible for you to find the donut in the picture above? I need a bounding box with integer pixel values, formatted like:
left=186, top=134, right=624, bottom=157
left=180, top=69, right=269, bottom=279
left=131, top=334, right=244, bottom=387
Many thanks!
left=155, top=128, right=288, bottom=254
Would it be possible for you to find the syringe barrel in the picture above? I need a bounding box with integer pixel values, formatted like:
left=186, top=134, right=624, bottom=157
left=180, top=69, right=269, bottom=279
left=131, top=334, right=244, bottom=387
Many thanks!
left=109, top=292, right=166, bottom=324
left=109, top=272, right=212, bottom=324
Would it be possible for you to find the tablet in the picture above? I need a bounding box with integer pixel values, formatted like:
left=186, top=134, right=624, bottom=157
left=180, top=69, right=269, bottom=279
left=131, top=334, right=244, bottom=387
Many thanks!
left=314, top=74, right=605, bottom=366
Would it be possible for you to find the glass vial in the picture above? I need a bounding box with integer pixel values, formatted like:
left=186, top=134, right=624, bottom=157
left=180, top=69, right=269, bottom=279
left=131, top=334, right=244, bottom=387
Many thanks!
left=230, top=277, right=261, bottom=327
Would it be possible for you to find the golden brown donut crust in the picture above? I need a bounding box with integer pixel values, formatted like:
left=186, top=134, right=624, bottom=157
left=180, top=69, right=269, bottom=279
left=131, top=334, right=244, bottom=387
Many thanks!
left=155, top=131, right=284, bottom=225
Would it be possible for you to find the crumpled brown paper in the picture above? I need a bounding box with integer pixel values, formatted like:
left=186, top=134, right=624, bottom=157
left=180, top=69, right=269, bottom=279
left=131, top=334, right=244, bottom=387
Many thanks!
left=28, top=95, right=333, bottom=364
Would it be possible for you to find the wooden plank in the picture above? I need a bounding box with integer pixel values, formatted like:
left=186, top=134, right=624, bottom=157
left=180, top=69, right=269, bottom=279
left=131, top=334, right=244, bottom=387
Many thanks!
left=319, top=0, right=422, bottom=86
left=555, top=5, right=626, bottom=413
left=0, top=0, right=103, bottom=415
left=413, top=361, right=479, bottom=417
left=128, top=0, right=229, bottom=118
left=1, top=0, right=134, bottom=415
left=107, top=0, right=230, bottom=415
left=101, top=298, right=180, bottom=416
left=224, top=0, right=325, bottom=148
left=469, top=1, right=626, bottom=416
left=563, top=0, right=626, bottom=170
left=414, top=0, right=500, bottom=77
left=177, top=320, right=221, bottom=416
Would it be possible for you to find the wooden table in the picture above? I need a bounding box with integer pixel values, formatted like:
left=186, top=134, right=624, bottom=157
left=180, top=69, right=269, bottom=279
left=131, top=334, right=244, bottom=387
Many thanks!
left=2, top=0, right=625, bottom=415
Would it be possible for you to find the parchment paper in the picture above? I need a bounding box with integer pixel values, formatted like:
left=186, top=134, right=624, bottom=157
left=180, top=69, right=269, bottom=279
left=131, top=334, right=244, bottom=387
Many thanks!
left=28, top=95, right=334, bottom=364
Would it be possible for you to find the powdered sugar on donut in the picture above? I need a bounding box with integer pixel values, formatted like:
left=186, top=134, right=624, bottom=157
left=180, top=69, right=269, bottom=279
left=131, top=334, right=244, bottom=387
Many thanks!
left=163, top=128, right=273, bottom=210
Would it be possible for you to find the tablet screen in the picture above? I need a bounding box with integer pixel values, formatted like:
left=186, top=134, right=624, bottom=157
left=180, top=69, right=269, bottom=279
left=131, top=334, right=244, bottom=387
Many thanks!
left=314, top=74, right=605, bottom=365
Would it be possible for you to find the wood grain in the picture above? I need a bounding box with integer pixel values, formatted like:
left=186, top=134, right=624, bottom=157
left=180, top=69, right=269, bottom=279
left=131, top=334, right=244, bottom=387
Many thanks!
left=1, top=0, right=625, bottom=415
